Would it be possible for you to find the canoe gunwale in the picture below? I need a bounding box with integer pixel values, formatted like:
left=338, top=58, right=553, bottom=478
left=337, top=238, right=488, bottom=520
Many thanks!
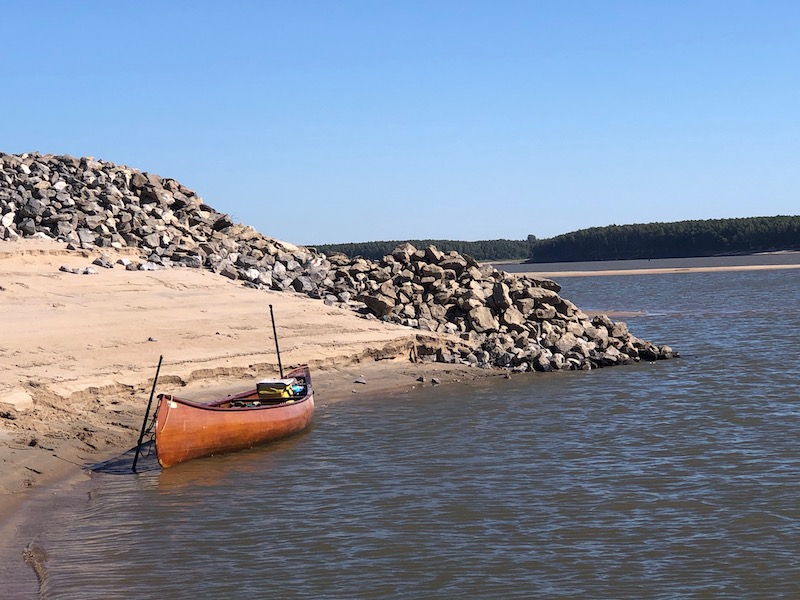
left=157, top=364, right=313, bottom=411
left=157, top=391, right=313, bottom=412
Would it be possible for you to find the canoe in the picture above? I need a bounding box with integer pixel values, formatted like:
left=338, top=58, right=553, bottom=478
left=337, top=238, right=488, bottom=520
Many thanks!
left=154, top=364, right=314, bottom=468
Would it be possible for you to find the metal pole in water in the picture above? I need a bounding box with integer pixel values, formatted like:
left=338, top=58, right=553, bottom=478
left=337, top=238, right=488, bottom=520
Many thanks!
left=270, top=304, right=284, bottom=378
left=132, top=355, right=163, bottom=473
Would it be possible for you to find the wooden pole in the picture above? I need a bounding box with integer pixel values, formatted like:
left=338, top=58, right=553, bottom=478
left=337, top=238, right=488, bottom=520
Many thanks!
left=269, top=304, right=284, bottom=378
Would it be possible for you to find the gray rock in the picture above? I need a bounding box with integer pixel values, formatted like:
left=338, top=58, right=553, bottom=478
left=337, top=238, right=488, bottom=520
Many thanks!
left=359, top=293, right=395, bottom=317
left=92, top=255, right=115, bottom=269
left=491, top=282, right=513, bottom=310
left=0, top=151, right=673, bottom=377
left=467, top=306, right=499, bottom=333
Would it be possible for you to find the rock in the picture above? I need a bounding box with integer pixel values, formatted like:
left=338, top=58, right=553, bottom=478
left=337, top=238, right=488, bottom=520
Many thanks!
left=291, top=275, right=316, bottom=294
left=218, top=262, right=238, bottom=280
left=359, top=293, right=395, bottom=317
left=554, top=332, right=580, bottom=354
left=92, top=255, right=115, bottom=269
left=501, top=306, right=527, bottom=328
left=491, top=282, right=513, bottom=310
left=639, top=346, right=659, bottom=361
left=467, top=306, right=499, bottom=333
left=611, top=321, right=629, bottom=338
left=0, top=388, right=34, bottom=412
left=0, top=151, right=673, bottom=378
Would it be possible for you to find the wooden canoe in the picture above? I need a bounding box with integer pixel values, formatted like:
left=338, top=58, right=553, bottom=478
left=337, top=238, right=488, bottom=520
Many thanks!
left=154, top=365, right=314, bottom=468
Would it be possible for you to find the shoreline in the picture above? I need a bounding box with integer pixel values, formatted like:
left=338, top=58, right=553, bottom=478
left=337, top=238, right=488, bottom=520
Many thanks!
left=2, top=240, right=786, bottom=593
left=3, top=245, right=790, bottom=517
left=497, top=251, right=800, bottom=278
left=0, top=361, right=498, bottom=518
left=0, top=238, right=503, bottom=593
left=0, top=359, right=506, bottom=596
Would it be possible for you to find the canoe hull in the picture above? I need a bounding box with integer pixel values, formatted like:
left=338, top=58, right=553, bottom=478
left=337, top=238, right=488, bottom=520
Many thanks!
left=154, top=365, right=314, bottom=468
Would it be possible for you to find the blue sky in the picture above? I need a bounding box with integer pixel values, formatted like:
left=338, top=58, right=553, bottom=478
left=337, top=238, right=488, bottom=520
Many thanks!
left=4, top=2, right=798, bottom=245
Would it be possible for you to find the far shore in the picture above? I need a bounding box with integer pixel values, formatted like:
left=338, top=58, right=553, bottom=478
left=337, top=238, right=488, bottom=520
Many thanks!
left=515, top=263, right=800, bottom=278
left=495, top=251, right=800, bottom=278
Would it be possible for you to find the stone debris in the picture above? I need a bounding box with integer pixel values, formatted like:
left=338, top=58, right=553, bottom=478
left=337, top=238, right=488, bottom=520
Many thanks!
left=0, top=152, right=675, bottom=373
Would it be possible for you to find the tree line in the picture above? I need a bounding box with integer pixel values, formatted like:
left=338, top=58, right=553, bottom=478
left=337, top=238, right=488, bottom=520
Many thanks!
left=313, top=216, right=800, bottom=263
left=313, top=238, right=532, bottom=261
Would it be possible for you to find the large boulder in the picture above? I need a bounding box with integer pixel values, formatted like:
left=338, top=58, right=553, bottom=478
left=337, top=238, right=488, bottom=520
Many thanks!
left=359, top=293, right=396, bottom=317
left=467, top=306, right=499, bottom=333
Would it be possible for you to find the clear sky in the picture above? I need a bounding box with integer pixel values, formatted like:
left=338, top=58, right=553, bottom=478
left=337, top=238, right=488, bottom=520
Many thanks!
left=4, top=1, right=798, bottom=245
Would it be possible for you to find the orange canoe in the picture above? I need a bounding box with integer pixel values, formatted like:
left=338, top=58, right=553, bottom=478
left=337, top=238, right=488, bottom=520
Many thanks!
left=154, top=365, right=314, bottom=468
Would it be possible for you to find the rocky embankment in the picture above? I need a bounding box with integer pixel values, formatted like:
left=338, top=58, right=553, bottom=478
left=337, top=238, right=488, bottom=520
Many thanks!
left=0, top=152, right=674, bottom=372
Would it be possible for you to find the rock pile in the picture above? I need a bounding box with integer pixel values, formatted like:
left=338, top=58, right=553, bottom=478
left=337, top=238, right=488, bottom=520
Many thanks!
left=1, top=152, right=674, bottom=371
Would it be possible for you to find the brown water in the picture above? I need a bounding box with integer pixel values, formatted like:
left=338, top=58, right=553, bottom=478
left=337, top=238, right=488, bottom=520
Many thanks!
left=5, top=265, right=800, bottom=598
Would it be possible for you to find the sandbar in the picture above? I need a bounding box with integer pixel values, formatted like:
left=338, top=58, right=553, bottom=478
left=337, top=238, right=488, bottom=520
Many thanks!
left=520, top=264, right=800, bottom=278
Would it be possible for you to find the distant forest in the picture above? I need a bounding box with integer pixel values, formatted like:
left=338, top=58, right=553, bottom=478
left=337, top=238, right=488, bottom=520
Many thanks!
left=314, top=238, right=532, bottom=262
left=314, top=216, right=800, bottom=263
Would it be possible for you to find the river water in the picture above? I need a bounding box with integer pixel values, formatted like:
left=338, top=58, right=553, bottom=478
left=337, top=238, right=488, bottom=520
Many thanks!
left=8, top=262, right=800, bottom=598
